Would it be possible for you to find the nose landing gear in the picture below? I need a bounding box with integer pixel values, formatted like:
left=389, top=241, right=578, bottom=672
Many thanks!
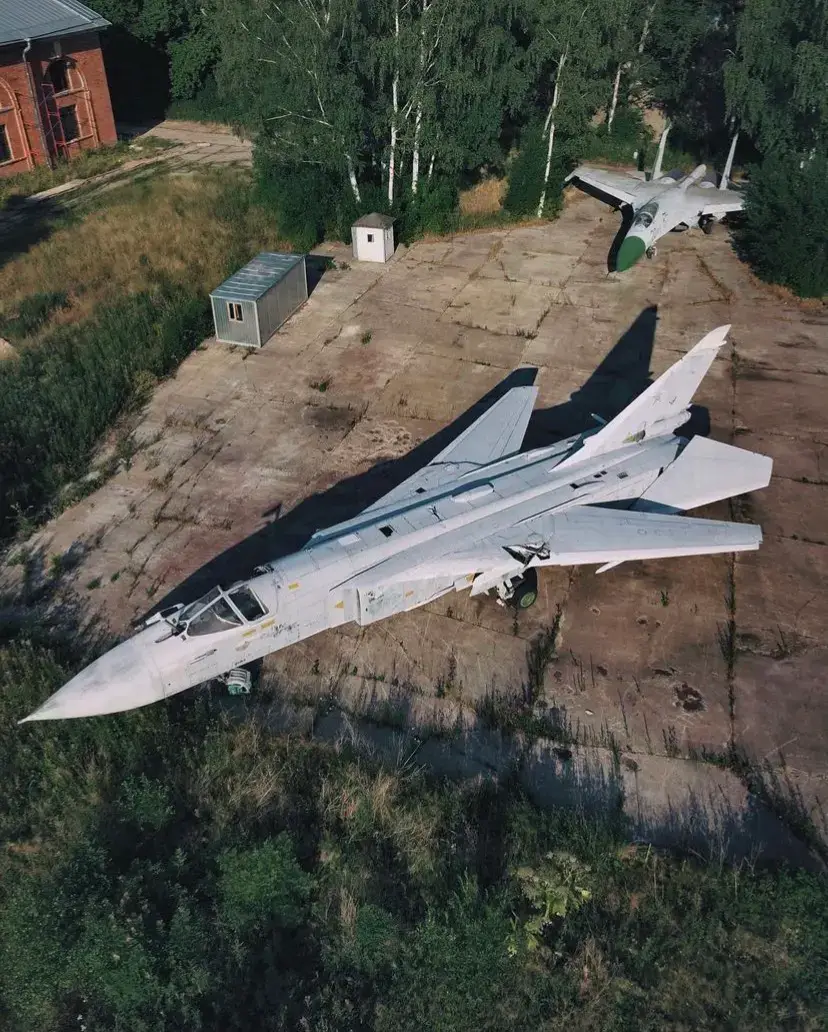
left=496, top=568, right=539, bottom=609
left=645, top=244, right=658, bottom=260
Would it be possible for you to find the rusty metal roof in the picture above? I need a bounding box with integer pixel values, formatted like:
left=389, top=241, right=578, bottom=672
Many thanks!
left=0, top=0, right=109, bottom=47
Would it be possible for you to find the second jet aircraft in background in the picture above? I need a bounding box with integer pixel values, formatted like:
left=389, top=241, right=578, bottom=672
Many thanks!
left=566, top=157, right=744, bottom=271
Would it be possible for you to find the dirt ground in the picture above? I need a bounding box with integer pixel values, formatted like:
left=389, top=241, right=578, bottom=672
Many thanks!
left=14, top=193, right=828, bottom=825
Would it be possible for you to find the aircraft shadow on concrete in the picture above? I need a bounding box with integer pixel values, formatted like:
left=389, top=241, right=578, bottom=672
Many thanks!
left=145, top=305, right=709, bottom=619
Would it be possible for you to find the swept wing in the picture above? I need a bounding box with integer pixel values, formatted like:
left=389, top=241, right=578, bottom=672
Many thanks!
left=360, top=384, right=538, bottom=515
left=343, top=505, right=761, bottom=592
left=566, top=166, right=647, bottom=206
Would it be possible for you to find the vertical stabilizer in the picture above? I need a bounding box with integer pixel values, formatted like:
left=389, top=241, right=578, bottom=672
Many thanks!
left=721, top=130, right=739, bottom=189
left=561, top=326, right=730, bottom=465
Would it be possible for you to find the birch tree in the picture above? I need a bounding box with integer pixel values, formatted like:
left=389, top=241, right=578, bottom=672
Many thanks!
left=606, top=0, right=655, bottom=133
left=522, top=0, right=613, bottom=217
left=725, top=0, right=828, bottom=157
left=214, top=0, right=367, bottom=201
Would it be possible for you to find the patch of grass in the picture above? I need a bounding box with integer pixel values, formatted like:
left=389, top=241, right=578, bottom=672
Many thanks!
left=0, top=285, right=211, bottom=541
left=360, top=331, right=372, bottom=345
left=85, top=577, right=101, bottom=590
left=310, top=378, right=331, bottom=392
left=0, top=291, right=70, bottom=340
left=0, top=140, right=169, bottom=210
left=0, top=169, right=286, bottom=342
left=459, top=177, right=506, bottom=216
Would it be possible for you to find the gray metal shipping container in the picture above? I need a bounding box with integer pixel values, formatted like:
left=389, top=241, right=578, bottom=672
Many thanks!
left=210, top=252, right=308, bottom=347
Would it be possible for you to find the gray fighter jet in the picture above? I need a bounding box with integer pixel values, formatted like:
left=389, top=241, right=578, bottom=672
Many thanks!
left=566, top=155, right=743, bottom=271
left=22, top=325, right=771, bottom=722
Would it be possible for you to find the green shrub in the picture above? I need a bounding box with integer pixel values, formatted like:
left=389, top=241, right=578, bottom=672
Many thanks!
left=505, top=121, right=572, bottom=220
left=255, top=157, right=344, bottom=251
left=396, top=178, right=460, bottom=240
left=735, top=151, right=828, bottom=298
left=504, top=120, right=547, bottom=217
left=0, top=286, right=210, bottom=540
left=216, top=835, right=312, bottom=933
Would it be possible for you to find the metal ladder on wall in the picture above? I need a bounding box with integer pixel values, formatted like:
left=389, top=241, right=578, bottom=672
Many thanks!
left=37, top=81, right=67, bottom=163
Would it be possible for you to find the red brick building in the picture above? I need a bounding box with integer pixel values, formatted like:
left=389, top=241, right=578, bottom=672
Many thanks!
left=0, top=0, right=117, bottom=178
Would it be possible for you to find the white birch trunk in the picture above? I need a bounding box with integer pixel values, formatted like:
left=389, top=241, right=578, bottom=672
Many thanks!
left=346, top=154, right=361, bottom=203
left=411, top=0, right=428, bottom=195
left=607, top=63, right=622, bottom=133
left=537, top=52, right=566, bottom=219
left=411, top=104, right=422, bottom=194
left=427, top=150, right=436, bottom=180
left=388, top=1, right=400, bottom=204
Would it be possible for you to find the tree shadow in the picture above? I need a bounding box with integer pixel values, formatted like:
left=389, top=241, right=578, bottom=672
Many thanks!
left=0, top=198, right=67, bottom=271
left=300, top=692, right=824, bottom=871
left=143, top=305, right=709, bottom=620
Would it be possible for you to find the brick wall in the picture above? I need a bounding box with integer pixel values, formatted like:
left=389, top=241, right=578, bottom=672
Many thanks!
left=0, top=32, right=117, bottom=179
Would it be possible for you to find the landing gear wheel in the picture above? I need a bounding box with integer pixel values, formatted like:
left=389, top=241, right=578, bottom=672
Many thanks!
left=701, top=219, right=715, bottom=235
left=645, top=245, right=658, bottom=260
left=512, top=569, right=539, bottom=610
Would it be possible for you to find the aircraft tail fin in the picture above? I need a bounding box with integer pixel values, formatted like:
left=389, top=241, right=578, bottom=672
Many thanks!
left=721, top=130, right=739, bottom=190
left=562, top=326, right=730, bottom=465
left=682, top=164, right=708, bottom=189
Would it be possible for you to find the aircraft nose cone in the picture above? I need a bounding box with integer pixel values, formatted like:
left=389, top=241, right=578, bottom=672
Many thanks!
left=616, top=235, right=647, bottom=272
left=20, top=640, right=164, bottom=722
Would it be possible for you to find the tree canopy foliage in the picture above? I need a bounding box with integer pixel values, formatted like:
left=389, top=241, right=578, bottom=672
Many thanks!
left=96, top=0, right=828, bottom=295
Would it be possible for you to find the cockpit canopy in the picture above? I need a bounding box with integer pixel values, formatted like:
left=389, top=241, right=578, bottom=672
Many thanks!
left=633, top=200, right=659, bottom=229
left=175, top=584, right=268, bottom=636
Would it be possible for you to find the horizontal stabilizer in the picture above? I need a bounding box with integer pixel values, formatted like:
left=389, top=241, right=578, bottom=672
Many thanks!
left=635, top=436, right=773, bottom=513
left=562, top=326, right=729, bottom=466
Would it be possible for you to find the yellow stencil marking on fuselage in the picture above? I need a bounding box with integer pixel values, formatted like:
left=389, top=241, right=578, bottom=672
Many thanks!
left=334, top=601, right=344, bottom=609
left=260, top=619, right=275, bottom=629
left=288, top=582, right=299, bottom=590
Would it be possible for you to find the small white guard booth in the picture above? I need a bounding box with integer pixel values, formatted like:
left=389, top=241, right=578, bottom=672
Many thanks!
left=351, top=213, right=395, bottom=263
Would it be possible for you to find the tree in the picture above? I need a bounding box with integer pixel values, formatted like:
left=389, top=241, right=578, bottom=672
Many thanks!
left=725, top=0, right=828, bottom=157
left=642, top=0, right=741, bottom=154
left=214, top=0, right=368, bottom=201
left=519, top=0, right=616, bottom=217
left=735, top=150, right=828, bottom=297
left=605, top=0, right=655, bottom=134
left=94, top=0, right=217, bottom=117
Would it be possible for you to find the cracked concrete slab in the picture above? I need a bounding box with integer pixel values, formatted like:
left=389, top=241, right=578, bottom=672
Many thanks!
left=8, top=192, right=827, bottom=855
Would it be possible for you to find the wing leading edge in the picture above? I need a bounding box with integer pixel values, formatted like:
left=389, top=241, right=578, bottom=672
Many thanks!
left=566, top=166, right=646, bottom=206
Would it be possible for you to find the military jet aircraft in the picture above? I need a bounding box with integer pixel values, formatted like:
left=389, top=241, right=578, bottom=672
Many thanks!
left=22, top=325, right=771, bottom=722
left=566, top=158, right=743, bottom=271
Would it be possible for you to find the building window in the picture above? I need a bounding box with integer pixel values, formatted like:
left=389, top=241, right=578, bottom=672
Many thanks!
left=0, top=124, right=11, bottom=163
left=366, top=233, right=374, bottom=242
left=59, top=104, right=79, bottom=142
left=228, top=302, right=244, bottom=322
left=46, top=59, right=71, bottom=94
